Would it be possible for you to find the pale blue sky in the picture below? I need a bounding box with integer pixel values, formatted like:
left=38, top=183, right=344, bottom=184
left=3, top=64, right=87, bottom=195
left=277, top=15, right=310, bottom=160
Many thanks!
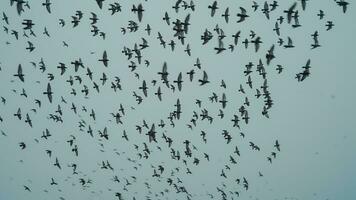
left=0, top=0, right=355, bottom=200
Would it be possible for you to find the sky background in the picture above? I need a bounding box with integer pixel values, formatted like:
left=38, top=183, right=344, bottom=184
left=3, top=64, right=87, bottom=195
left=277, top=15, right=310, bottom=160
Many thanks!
left=0, top=0, right=355, bottom=200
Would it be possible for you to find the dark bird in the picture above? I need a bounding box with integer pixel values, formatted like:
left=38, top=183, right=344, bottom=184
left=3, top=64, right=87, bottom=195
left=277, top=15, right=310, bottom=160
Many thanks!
left=54, top=157, right=61, bottom=169
left=132, top=3, right=144, bottom=22
left=146, top=124, right=157, bottom=143
left=208, top=1, right=218, bottom=17
left=252, top=1, right=259, bottom=11
left=173, top=72, right=183, bottom=91
left=139, top=80, right=148, bottom=97
left=43, top=83, right=53, bottom=103
left=317, top=10, right=325, bottom=19
left=89, top=13, right=98, bottom=24
left=43, top=27, right=50, bottom=37
left=273, top=22, right=280, bottom=36
left=194, top=58, right=201, bottom=69
left=266, top=45, right=275, bottom=65
left=25, top=113, right=32, bottom=127
left=251, top=36, right=262, bottom=52
left=285, top=2, right=297, bottom=24
left=2, top=12, right=9, bottom=24
left=14, top=64, right=25, bottom=82
left=19, top=142, right=26, bottom=149
left=274, top=140, right=281, bottom=151
left=262, top=1, right=270, bottom=19
left=214, top=39, right=226, bottom=54
left=24, top=185, right=31, bottom=192
left=155, top=87, right=162, bottom=101
left=26, top=41, right=35, bottom=52
left=15, top=1, right=26, bottom=16
left=14, top=108, right=22, bottom=120
left=50, top=178, right=58, bottom=185
left=163, top=12, right=170, bottom=25
left=187, top=70, right=195, bottom=82
left=42, top=0, right=51, bottom=13
left=276, top=65, right=283, bottom=73
left=219, top=93, right=227, bottom=109
left=299, top=0, right=308, bottom=11
left=284, top=37, right=295, bottom=48
left=95, top=0, right=105, bottom=9
left=99, top=50, right=109, bottom=67
left=184, top=44, right=191, bottom=56
left=326, top=21, right=334, bottom=31
left=222, top=7, right=229, bottom=23
left=336, top=0, right=349, bottom=13
left=198, top=71, right=209, bottom=85
left=237, top=7, right=249, bottom=23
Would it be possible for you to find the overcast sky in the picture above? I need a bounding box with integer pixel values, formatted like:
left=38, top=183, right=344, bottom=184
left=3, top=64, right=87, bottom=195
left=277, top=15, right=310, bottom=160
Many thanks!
left=0, top=1, right=355, bottom=200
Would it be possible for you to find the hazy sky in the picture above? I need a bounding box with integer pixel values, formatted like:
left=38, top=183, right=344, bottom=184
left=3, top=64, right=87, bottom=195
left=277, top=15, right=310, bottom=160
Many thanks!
left=0, top=0, right=355, bottom=200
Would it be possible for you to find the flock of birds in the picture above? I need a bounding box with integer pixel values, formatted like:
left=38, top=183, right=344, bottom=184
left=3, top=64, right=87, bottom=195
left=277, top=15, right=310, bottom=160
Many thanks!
left=0, top=0, right=351, bottom=200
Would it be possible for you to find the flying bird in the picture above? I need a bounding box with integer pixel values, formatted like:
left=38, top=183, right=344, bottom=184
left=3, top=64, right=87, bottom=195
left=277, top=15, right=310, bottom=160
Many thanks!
left=43, top=83, right=53, bottom=103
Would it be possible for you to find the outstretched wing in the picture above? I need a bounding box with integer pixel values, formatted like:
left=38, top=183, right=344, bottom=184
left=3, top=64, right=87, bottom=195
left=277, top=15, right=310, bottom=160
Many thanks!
left=103, top=50, right=108, bottom=66
left=18, top=64, right=24, bottom=82
left=16, top=2, right=24, bottom=16
left=47, top=83, right=52, bottom=103
left=46, top=1, right=51, bottom=13
left=137, top=4, right=143, bottom=22
left=177, top=72, right=182, bottom=91
left=96, top=0, right=103, bottom=9
left=203, top=71, right=208, bottom=81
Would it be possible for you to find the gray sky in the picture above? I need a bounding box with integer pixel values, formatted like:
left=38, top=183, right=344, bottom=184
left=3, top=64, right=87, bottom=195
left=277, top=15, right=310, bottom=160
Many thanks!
left=0, top=0, right=355, bottom=200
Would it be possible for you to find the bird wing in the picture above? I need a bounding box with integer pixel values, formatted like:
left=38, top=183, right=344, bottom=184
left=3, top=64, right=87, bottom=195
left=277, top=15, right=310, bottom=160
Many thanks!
left=103, top=51, right=108, bottom=66
left=96, top=0, right=103, bottom=9
left=18, top=64, right=23, bottom=76
left=143, top=81, right=147, bottom=96
left=184, top=14, right=190, bottom=33
left=287, top=2, right=297, bottom=23
left=16, top=2, right=24, bottom=16
left=157, top=87, right=162, bottom=101
left=47, top=83, right=52, bottom=103
left=137, top=4, right=143, bottom=22
left=46, top=3, right=51, bottom=13
left=178, top=73, right=182, bottom=91
left=203, top=71, right=208, bottom=81
left=224, top=8, right=229, bottom=23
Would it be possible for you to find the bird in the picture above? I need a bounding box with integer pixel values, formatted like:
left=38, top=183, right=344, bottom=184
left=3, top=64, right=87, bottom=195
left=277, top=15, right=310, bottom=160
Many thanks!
left=99, top=50, right=109, bottom=67
left=42, top=0, right=51, bottom=13
left=14, top=64, right=25, bottom=82
left=317, top=10, right=325, bottom=19
left=24, top=185, right=31, bottom=192
left=208, top=1, right=218, bottom=17
left=132, top=3, right=144, bottom=22
left=274, top=140, right=281, bottom=151
left=163, top=12, right=170, bottom=25
left=336, top=0, right=349, bottom=13
left=299, top=0, right=308, bottom=11
left=222, top=8, right=229, bottom=23
left=2, top=12, right=9, bottom=24
left=139, top=80, right=148, bottom=97
left=285, top=2, right=297, bottom=24
left=237, top=7, right=249, bottom=23
left=95, top=0, right=105, bottom=9
left=214, top=39, right=226, bottom=54
left=284, top=37, right=294, bottom=48
left=198, top=71, right=209, bottom=85
left=43, top=83, right=53, bottom=103
left=262, top=2, right=270, bottom=19
left=173, top=72, right=183, bottom=91
left=19, top=142, right=26, bottom=149
left=146, top=124, right=157, bottom=143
